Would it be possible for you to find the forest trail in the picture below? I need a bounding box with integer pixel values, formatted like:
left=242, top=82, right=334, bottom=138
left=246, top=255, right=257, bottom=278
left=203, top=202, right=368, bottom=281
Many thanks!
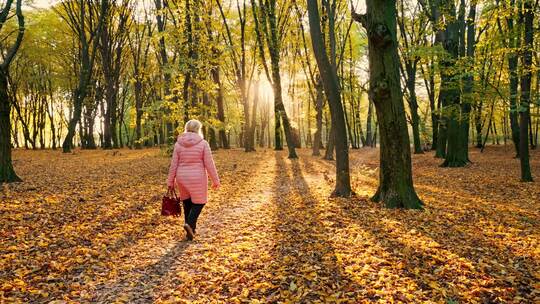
left=1, top=148, right=539, bottom=303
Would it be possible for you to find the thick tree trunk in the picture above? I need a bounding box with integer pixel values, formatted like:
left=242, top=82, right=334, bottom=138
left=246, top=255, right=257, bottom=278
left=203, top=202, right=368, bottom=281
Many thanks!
left=518, top=0, right=533, bottom=181
left=242, top=77, right=252, bottom=152
left=458, top=2, right=477, bottom=158
left=0, top=69, right=21, bottom=183
left=307, top=0, right=352, bottom=196
left=353, top=0, right=422, bottom=209
left=440, top=1, right=466, bottom=167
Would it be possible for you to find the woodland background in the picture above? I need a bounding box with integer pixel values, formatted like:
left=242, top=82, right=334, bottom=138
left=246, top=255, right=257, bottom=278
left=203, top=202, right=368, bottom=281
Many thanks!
left=0, top=0, right=539, bottom=302
left=0, top=0, right=537, bottom=164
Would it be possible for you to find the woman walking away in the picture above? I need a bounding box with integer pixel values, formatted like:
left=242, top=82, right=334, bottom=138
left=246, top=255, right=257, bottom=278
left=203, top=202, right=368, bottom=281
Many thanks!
left=167, top=119, right=220, bottom=240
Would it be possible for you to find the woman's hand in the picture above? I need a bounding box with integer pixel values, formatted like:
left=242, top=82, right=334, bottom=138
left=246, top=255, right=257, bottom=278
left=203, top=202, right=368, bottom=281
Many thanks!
left=212, top=183, right=220, bottom=190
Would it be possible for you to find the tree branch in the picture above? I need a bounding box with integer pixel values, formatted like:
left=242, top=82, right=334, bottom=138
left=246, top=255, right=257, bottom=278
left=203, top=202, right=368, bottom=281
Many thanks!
left=1, top=0, right=24, bottom=70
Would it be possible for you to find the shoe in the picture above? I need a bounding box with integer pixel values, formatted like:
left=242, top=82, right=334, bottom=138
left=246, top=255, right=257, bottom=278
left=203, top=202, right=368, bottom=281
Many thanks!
left=184, top=224, right=194, bottom=241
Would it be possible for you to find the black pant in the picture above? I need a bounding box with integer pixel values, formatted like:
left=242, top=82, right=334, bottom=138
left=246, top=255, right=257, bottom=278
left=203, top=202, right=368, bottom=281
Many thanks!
left=183, top=198, right=204, bottom=232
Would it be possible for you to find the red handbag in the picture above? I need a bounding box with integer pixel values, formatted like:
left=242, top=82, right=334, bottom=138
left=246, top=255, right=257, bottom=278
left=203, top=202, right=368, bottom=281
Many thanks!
left=161, top=189, right=181, bottom=216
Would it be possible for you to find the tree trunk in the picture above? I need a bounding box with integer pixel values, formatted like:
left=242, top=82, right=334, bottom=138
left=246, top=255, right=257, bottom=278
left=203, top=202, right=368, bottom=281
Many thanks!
left=254, top=0, right=296, bottom=158
left=46, top=87, right=56, bottom=150
left=422, top=60, right=438, bottom=150
left=0, top=69, right=21, bottom=182
left=307, top=0, right=352, bottom=196
left=249, top=80, right=259, bottom=152
left=62, top=0, right=108, bottom=153
left=324, top=126, right=335, bottom=160
left=134, top=77, right=143, bottom=149
left=518, top=0, right=533, bottom=181
left=271, top=68, right=297, bottom=158
left=440, top=1, right=466, bottom=167
left=406, top=63, right=423, bottom=154
left=459, top=2, right=477, bottom=155
left=154, top=0, right=174, bottom=143
left=312, top=79, right=324, bottom=156
left=210, top=66, right=229, bottom=149
left=353, top=0, right=422, bottom=209
left=366, top=98, right=374, bottom=146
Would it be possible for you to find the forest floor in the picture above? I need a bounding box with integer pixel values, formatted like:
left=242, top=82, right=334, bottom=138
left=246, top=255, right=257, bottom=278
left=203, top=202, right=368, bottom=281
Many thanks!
left=1, top=146, right=539, bottom=303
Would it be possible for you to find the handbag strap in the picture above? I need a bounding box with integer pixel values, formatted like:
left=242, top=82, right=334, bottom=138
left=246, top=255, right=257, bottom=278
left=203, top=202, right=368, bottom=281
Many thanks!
left=167, top=188, right=179, bottom=199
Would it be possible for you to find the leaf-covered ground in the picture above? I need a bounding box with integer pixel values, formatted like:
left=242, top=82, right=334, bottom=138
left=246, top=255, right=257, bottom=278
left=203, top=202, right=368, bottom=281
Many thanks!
left=1, top=147, right=539, bottom=303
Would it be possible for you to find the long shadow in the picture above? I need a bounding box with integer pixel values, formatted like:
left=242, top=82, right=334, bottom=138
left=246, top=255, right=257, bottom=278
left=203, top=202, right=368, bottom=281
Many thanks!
left=3, top=150, right=188, bottom=302
left=413, top=182, right=539, bottom=230
left=336, top=197, right=539, bottom=303
left=88, top=153, right=268, bottom=302
left=3, top=182, right=168, bottom=302
left=261, top=153, right=358, bottom=302
left=299, top=152, right=538, bottom=302
left=18, top=201, right=168, bottom=302
left=93, top=240, right=191, bottom=303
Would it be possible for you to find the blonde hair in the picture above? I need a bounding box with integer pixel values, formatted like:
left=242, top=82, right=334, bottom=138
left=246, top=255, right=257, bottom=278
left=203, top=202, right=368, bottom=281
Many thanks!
left=184, top=119, right=203, bottom=137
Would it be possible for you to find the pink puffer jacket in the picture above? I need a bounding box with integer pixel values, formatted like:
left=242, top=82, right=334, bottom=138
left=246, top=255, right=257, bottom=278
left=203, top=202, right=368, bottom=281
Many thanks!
left=167, top=132, right=220, bottom=204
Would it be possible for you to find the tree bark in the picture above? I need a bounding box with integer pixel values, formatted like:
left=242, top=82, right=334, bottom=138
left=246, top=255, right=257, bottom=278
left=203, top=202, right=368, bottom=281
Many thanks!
left=440, top=0, right=467, bottom=167
left=211, top=66, right=230, bottom=149
left=518, top=0, right=533, bottom=181
left=312, top=79, right=324, bottom=156
left=307, top=0, right=352, bottom=196
left=0, top=0, right=24, bottom=183
left=353, top=0, right=422, bottom=208
left=365, top=98, right=374, bottom=146
left=0, top=69, right=21, bottom=182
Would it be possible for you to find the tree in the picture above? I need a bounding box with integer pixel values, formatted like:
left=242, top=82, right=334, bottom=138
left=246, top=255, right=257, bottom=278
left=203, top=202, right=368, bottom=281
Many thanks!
left=128, top=10, right=153, bottom=149
left=307, top=0, right=352, bottom=197
left=153, top=0, right=174, bottom=144
left=57, top=0, right=108, bottom=153
left=0, top=0, right=24, bottom=183
left=99, top=0, right=131, bottom=149
left=252, top=0, right=298, bottom=158
left=293, top=1, right=325, bottom=156
left=353, top=0, right=422, bottom=208
left=397, top=0, right=427, bottom=154
left=496, top=0, right=521, bottom=157
left=216, top=0, right=257, bottom=152
left=518, top=0, right=534, bottom=181
left=438, top=0, right=467, bottom=167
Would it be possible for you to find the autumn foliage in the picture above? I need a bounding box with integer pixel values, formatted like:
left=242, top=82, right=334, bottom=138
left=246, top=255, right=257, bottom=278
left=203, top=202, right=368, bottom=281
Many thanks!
left=1, top=147, right=538, bottom=303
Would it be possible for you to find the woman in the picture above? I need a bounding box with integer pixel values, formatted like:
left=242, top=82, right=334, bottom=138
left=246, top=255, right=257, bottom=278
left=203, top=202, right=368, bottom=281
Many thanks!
left=167, top=119, right=220, bottom=240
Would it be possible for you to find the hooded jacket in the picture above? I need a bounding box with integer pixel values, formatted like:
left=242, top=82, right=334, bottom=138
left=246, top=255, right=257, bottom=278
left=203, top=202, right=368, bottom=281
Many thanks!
left=167, top=132, right=220, bottom=204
